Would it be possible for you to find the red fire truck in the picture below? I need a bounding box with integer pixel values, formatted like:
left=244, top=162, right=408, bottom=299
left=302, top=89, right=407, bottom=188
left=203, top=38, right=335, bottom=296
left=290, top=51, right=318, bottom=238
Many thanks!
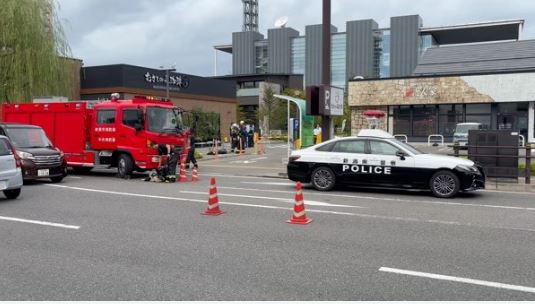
left=1, top=95, right=190, bottom=178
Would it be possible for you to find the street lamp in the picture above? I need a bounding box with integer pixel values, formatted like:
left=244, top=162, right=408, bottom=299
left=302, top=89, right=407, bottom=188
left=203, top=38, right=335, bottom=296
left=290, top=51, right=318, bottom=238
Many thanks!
left=159, top=65, right=176, bottom=99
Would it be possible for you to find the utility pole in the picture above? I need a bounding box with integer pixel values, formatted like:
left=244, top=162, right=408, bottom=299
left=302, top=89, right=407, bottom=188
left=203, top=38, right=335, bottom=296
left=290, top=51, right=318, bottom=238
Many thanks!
left=321, top=0, right=332, bottom=141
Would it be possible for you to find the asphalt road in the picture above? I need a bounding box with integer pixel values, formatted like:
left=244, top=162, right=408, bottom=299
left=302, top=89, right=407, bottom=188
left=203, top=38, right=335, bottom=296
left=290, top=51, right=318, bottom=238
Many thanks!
left=2, top=145, right=535, bottom=300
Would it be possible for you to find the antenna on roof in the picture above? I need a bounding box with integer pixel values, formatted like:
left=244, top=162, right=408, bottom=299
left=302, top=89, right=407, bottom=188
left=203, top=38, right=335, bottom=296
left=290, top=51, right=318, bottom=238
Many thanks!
left=275, top=16, right=288, bottom=28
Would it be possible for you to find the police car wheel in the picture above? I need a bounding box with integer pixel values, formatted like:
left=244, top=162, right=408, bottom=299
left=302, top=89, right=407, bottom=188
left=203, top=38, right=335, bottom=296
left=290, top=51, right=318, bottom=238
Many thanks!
left=311, top=167, right=336, bottom=191
left=430, top=170, right=460, bottom=198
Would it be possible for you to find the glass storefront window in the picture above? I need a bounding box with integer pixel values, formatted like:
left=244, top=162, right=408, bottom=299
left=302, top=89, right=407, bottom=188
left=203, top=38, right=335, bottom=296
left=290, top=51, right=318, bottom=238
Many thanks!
left=465, top=115, right=491, bottom=129
left=412, top=105, right=437, bottom=137
left=466, top=104, right=491, bottom=114
left=496, top=102, right=529, bottom=137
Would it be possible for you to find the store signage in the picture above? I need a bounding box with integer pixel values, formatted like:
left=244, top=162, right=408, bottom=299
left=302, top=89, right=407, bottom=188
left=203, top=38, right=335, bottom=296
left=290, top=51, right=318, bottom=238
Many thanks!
left=405, top=86, right=437, bottom=98
left=319, top=85, right=344, bottom=116
left=144, top=72, right=190, bottom=89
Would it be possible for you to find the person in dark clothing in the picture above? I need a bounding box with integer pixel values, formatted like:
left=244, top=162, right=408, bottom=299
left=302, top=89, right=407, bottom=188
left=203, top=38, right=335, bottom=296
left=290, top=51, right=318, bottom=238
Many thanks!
left=230, top=123, right=240, bottom=152
left=185, top=134, right=198, bottom=169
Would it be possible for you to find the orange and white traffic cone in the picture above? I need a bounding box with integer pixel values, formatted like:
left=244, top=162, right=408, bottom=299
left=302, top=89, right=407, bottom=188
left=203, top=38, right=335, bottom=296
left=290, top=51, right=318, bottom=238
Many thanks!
left=202, top=177, right=225, bottom=216
left=287, top=181, right=312, bottom=225
left=191, top=166, right=199, bottom=182
left=178, top=156, right=188, bottom=182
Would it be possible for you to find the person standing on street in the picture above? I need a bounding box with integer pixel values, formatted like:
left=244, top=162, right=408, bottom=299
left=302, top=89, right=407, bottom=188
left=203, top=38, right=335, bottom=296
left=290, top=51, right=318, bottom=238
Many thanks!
left=313, top=124, right=322, bottom=144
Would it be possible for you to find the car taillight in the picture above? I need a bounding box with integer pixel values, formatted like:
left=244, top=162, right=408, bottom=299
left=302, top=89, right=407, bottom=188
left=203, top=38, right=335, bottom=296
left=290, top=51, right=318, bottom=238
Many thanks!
left=289, top=155, right=301, bottom=162
left=10, top=147, right=21, bottom=168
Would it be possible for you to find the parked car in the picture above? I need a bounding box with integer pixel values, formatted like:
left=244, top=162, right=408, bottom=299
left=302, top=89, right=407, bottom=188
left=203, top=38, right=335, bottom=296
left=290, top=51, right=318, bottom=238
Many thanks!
left=287, top=129, right=485, bottom=198
left=0, top=123, right=67, bottom=182
left=453, top=122, right=486, bottom=147
left=0, top=135, right=23, bottom=199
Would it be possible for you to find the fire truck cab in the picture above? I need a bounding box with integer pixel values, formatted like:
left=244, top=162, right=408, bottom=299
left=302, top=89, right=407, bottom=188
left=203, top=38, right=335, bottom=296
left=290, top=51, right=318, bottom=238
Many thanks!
left=2, top=95, right=190, bottom=178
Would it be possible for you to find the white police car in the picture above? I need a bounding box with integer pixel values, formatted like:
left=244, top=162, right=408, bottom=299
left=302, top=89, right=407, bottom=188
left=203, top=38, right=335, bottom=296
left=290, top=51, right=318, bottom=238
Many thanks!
left=287, top=129, right=485, bottom=198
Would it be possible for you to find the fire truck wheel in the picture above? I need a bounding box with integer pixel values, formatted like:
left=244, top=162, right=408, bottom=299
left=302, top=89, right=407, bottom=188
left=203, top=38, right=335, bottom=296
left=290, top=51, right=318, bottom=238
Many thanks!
left=118, top=154, right=134, bottom=179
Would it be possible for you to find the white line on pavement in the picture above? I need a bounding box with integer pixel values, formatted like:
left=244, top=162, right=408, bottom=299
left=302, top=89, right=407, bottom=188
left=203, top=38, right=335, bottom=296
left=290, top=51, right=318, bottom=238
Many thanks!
left=241, top=181, right=295, bottom=186
left=219, top=186, right=535, bottom=212
left=0, top=215, right=80, bottom=230
left=379, top=267, right=535, bottom=294
left=45, top=184, right=535, bottom=232
left=180, top=191, right=365, bottom=208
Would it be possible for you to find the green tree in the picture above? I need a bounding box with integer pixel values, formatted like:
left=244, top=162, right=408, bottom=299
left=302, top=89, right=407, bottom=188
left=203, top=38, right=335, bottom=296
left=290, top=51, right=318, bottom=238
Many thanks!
left=0, top=0, right=73, bottom=102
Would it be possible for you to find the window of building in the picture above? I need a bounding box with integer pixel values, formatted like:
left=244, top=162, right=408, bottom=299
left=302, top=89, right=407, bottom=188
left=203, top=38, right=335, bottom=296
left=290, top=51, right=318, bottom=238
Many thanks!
left=438, top=104, right=463, bottom=137
left=375, top=30, right=390, bottom=78
left=496, top=102, right=529, bottom=137
left=419, top=34, right=435, bottom=56
left=97, top=109, right=116, bottom=124
left=255, top=40, right=268, bottom=74
left=333, top=140, right=366, bottom=154
left=393, top=106, right=410, bottom=135
left=122, top=109, right=139, bottom=128
left=412, top=105, right=437, bottom=137
left=465, top=103, right=491, bottom=129
left=291, top=37, right=305, bottom=75
left=331, top=33, right=347, bottom=89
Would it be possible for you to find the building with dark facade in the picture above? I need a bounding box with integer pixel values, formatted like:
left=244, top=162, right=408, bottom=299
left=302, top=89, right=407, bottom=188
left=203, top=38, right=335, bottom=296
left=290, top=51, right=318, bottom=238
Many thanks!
left=214, top=16, right=524, bottom=88
left=214, top=16, right=525, bottom=129
left=80, top=64, right=237, bottom=138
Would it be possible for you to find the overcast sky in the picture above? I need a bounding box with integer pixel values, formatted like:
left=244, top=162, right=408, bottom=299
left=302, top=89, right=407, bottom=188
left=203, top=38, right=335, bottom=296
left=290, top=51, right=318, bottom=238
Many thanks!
left=56, top=0, right=535, bottom=76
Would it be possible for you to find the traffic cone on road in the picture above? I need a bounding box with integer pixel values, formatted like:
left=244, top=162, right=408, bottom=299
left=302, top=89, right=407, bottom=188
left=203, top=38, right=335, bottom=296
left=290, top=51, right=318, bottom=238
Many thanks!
left=287, top=181, right=312, bottom=225
left=191, top=165, right=199, bottom=182
left=202, top=177, right=225, bottom=216
left=178, top=156, right=188, bottom=182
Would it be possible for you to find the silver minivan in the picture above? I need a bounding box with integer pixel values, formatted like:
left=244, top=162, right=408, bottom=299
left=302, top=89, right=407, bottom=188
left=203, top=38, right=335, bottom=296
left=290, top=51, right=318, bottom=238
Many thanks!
left=0, top=135, right=23, bottom=199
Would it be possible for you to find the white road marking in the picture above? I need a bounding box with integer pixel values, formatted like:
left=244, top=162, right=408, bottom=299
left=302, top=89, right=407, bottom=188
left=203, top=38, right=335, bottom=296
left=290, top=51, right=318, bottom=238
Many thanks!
left=230, top=160, right=256, bottom=164
left=200, top=164, right=280, bottom=170
left=66, top=176, right=82, bottom=179
left=180, top=191, right=365, bottom=208
left=44, top=184, right=535, bottom=232
left=202, top=173, right=287, bottom=180
left=241, top=181, right=295, bottom=186
left=0, top=215, right=80, bottom=230
left=219, top=186, right=535, bottom=212
left=379, top=267, right=535, bottom=294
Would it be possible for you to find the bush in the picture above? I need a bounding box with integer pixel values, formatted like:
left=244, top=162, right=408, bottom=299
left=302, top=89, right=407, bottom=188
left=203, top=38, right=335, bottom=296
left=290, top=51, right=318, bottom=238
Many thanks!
left=519, top=162, right=535, bottom=173
left=194, top=150, right=203, bottom=160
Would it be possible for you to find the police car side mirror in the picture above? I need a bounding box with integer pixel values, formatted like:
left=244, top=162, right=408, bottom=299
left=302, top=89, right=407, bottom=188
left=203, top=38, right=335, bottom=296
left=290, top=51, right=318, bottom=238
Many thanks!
left=396, top=150, right=406, bottom=160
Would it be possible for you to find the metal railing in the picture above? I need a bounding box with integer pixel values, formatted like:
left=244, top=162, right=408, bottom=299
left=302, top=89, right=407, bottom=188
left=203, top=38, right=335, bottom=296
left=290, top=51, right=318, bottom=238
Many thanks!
left=428, top=134, right=444, bottom=146
left=452, top=143, right=532, bottom=184
left=394, top=134, right=408, bottom=143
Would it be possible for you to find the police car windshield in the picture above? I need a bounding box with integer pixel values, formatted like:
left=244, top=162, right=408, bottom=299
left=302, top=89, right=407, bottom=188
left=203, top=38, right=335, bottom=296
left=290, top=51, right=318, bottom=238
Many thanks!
left=147, top=107, right=184, bottom=133
left=395, top=140, right=424, bottom=155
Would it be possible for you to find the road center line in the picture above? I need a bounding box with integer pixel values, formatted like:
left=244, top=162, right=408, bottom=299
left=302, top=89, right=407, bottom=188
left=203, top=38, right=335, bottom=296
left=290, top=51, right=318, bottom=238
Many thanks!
left=0, top=215, right=80, bottom=230
left=379, top=267, right=535, bottom=294
left=219, top=186, right=535, bottom=212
